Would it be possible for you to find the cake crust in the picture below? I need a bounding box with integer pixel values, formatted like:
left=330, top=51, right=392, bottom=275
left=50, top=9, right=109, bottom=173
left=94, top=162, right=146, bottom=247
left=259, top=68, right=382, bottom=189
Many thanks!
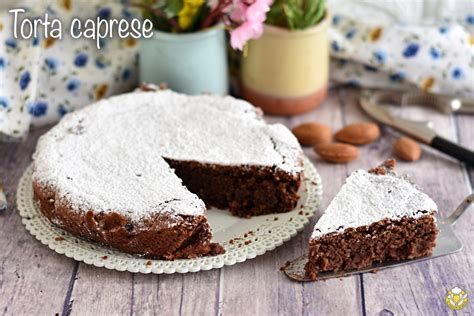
left=305, top=214, right=438, bottom=279
left=33, top=181, right=224, bottom=259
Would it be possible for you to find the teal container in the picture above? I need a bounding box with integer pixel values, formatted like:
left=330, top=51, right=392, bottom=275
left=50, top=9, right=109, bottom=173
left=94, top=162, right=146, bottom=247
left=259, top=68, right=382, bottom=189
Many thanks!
left=139, top=27, right=229, bottom=95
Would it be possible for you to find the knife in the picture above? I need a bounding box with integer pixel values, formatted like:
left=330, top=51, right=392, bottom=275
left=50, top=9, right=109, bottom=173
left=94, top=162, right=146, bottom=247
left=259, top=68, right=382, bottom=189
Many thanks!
left=360, top=90, right=474, bottom=165
left=0, top=181, right=6, bottom=212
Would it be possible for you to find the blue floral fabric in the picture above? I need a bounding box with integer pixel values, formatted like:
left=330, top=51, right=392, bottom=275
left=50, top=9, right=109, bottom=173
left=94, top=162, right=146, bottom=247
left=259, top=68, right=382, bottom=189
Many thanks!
left=0, top=0, right=138, bottom=140
left=328, top=0, right=474, bottom=96
left=1, top=0, right=473, bottom=139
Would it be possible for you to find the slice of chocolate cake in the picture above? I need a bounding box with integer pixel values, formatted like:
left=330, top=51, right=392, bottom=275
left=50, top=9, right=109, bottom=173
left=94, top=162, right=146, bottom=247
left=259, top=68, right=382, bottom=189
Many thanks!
left=305, top=160, right=438, bottom=279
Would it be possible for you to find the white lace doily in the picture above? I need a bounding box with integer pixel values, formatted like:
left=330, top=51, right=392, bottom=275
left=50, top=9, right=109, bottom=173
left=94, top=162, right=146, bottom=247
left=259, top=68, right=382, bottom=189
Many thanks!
left=17, top=156, right=322, bottom=274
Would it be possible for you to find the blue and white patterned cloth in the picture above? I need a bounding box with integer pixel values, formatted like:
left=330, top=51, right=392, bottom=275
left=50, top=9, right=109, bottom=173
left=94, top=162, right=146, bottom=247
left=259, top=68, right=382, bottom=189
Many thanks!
left=0, top=0, right=473, bottom=140
left=328, top=0, right=474, bottom=95
left=0, top=0, right=138, bottom=140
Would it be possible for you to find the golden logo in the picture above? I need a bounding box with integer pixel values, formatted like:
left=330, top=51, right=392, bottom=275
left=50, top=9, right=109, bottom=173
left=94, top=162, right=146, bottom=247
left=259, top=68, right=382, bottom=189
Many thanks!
left=445, top=287, right=468, bottom=310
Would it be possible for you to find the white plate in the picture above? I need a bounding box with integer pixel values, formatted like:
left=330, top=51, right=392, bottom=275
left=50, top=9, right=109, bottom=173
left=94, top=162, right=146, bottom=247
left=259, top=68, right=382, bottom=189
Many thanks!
left=17, top=156, right=322, bottom=274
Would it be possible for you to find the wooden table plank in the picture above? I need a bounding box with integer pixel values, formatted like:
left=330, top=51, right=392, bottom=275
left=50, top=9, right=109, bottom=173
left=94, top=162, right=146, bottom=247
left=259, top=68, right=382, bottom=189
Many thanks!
left=338, top=89, right=474, bottom=315
left=69, top=247, right=221, bottom=315
left=298, top=91, right=363, bottom=316
left=0, top=127, right=76, bottom=315
left=132, top=270, right=220, bottom=315
left=220, top=91, right=362, bottom=316
left=69, top=266, right=133, bottom=315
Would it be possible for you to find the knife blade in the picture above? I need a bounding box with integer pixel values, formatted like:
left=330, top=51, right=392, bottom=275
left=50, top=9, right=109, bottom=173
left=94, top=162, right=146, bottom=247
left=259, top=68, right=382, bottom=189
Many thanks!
left=0, top=181, right=6, bottom=212
left=362, top=89, right=474, bottom=114
left=401, top=91, right=474, bottom=114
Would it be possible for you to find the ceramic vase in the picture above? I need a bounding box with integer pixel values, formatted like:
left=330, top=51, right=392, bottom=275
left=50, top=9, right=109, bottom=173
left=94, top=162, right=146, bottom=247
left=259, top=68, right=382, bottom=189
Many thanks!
left=140, top=27, right=229, bottom=95
left=241, top=13, right=330, bottom=115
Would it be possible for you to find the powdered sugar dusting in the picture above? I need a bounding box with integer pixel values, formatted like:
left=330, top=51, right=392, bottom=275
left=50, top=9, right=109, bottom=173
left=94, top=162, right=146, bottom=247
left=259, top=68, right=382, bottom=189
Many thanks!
left=311, top=169, right=438, bottom=238
left=33, top=90, right=303, bottom=222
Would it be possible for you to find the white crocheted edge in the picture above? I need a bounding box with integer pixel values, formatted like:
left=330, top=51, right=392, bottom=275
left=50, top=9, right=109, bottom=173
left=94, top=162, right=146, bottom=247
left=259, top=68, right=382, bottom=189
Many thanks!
left=17, top=156, right=322, bottom=274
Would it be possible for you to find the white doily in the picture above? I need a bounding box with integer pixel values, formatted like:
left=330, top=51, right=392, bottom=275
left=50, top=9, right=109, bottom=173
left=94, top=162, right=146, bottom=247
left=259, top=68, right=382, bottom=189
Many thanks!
left=17, top=156, right=322, bottom=274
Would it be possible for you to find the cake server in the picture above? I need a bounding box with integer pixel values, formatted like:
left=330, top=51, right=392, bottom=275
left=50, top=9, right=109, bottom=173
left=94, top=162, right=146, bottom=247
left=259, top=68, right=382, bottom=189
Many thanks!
left=282, top=193, right=473, bottom=282
left=359, top=90, right=474, bottom=165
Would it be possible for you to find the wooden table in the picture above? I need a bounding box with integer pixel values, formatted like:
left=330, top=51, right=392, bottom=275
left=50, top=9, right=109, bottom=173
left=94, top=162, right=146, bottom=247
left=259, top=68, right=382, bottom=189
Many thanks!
left=1, top=88, right=472, bottom=315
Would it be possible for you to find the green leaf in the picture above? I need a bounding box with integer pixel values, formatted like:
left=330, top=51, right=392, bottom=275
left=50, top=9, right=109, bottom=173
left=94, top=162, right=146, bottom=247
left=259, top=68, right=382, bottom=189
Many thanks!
left=283, top=0, right=304, bottom=30
left=266, top=0, right=288, bottom=28
left=314, top=0, right=326, bottom=25
left=303, top=0, right=325, bottom=28
left=163, top=0, right=182, bottom=18
left=268, top=0, right=326, bottom=30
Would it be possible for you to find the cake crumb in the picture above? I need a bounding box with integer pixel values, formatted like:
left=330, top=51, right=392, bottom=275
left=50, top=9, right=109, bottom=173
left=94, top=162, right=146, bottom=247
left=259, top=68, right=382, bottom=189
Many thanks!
left=244, top=240, right=251, bottom=245
left=54, top=236, right=65, bottom=241
left=298, top=210, right=304, bottom=215
left=101, top=256, right=108, bottom=260
left=280, top=261, right=291, bottom=271
left=145, top=260, right=152, bottom=266
left=369, top=159, right=396, bottom=175
left=274, top=217, right=279, bottom=221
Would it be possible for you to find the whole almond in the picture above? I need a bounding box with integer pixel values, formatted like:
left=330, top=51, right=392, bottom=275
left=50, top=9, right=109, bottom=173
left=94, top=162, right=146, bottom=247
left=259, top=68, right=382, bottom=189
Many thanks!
left=394, top=137, right=421, bottom=161
left=315, top=143, right=359, bottom=163
left=292, top=122, right=332, bottom=146
left=335, top=122, right=380, bottom=145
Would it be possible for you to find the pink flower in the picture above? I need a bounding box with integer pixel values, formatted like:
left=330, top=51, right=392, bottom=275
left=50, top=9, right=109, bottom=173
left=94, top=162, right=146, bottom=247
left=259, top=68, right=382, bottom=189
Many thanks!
left=229, top=0, right=273, bottom=50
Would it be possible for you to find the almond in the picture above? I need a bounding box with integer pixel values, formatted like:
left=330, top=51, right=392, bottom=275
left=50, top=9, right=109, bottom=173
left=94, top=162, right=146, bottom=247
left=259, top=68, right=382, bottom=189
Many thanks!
left=394, top=137, right=421, bottom=161
left=335, top=122, right=380, bottom=145
left=292, top=122, right=332, bottom=146
left=315, top=143, right=359, bottom=163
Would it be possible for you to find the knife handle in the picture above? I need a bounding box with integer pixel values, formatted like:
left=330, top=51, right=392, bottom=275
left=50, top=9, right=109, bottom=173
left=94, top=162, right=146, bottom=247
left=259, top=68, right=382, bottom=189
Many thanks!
left=431, top=136, right=474, bottom=165
left=458, top=98, right=474, bottom=114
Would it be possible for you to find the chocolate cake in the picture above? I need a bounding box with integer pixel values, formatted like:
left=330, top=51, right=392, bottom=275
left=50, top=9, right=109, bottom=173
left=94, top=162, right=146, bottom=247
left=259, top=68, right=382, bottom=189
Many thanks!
left=305, top=160, right=438, bottom=279
left=32, top=90, right=303, bottom=259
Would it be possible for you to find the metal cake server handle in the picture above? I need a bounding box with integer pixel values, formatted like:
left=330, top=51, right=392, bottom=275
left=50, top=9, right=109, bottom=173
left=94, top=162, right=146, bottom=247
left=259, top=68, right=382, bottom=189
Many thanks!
left=445, top=193, right=473, bottom=225
left=359, top=90, right=474, bottom=165
left=282, top=193, right=474, bottom=282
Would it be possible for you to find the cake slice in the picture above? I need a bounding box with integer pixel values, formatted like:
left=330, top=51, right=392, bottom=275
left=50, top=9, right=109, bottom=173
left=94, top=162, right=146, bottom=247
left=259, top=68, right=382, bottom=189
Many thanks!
left=305, top=160, right=438, bottom=279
